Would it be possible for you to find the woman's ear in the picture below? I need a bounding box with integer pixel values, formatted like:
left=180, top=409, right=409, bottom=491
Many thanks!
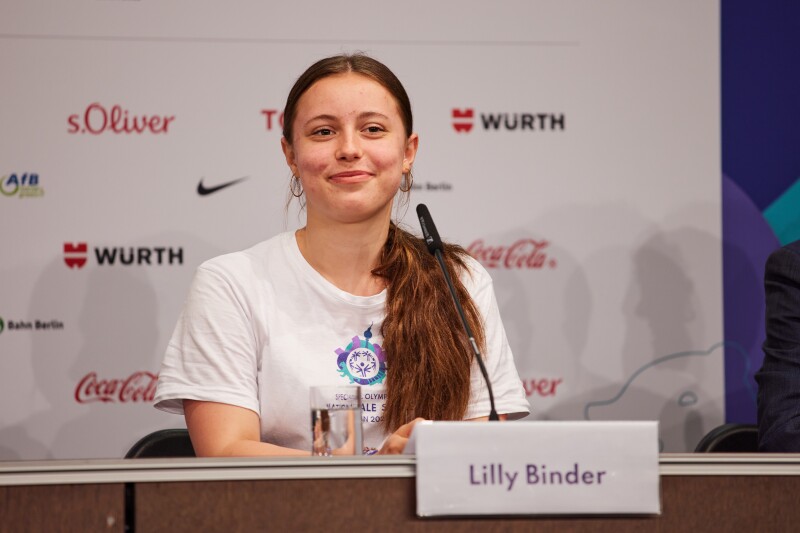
left=281, top=137, right=298, bottom=176
left=403, top=133, right=419, bottom=171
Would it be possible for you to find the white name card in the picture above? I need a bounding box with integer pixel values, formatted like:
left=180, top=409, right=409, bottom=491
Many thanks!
left=413, top=420, right=660, bottom=517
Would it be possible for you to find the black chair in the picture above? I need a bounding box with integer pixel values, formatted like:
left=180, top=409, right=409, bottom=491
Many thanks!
left=125, top=428, right=196, bottom=458
left=694, top=423, right=759, bottom=452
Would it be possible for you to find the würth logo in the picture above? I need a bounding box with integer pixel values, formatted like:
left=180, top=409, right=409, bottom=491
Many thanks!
left=452, top=108, right=475, bottom=133
left=63, top=242, right=184, bottom=268
left=452, top=108, right=565, bottom=133
left=64, top=242, right=88, bottom=269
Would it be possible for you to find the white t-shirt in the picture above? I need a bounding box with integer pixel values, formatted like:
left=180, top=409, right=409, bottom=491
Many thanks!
left=154, top=231, right=530, bottom=453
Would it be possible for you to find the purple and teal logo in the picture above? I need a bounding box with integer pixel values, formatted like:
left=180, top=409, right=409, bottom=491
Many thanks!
left=335, top=324, right=387, bottom=386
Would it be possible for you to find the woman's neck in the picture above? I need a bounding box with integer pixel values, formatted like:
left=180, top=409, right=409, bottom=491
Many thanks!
left=295, top=216, right=391, bottom=296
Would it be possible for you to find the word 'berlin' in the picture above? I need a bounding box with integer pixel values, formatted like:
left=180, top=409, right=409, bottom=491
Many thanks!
left=6, top=320, right=64, bottom=330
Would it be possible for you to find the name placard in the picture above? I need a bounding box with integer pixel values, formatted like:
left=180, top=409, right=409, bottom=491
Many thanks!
left=413, top=421, right=660, bottom=516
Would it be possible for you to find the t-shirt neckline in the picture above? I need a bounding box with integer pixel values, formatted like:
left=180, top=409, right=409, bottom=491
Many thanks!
left=283, top=231, right=387, bottom=307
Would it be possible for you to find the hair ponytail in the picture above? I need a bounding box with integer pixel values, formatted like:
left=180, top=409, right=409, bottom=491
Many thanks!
left=374, top=224, right=485, bottom=431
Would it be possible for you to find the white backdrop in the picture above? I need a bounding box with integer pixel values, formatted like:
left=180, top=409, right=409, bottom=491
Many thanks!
left=0, top=0, right=721, bottom=458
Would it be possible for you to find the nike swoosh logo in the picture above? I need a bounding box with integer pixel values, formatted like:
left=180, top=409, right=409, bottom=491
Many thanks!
left=197, top=176, right=248, bottom=196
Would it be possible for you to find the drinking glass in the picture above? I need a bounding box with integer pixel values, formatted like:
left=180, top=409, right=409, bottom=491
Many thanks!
left=310, top=385, right=362, bottom=456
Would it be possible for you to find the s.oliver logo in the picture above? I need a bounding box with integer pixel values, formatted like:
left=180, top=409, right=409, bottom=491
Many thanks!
left=452, top=108, right=565, bottom=133
left=67, top=103, right=175, bottom=134
left=468, top=239, right=557, bottom=269
left=522, top=377, right=563, bottom=398
left=75, top=371, right=157, bottom=403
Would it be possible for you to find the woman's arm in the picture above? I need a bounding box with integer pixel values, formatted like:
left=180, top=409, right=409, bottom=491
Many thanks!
left=186, top=400, right=418, bottom=456
left=184, top=400, right=309, bottom=457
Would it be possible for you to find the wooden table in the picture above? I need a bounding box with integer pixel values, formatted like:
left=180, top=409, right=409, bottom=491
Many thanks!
left=2, top=455, right=800, bottom=532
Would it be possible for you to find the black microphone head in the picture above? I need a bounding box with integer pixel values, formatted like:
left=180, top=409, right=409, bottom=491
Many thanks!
left=416, top=203, right=443, bottom=254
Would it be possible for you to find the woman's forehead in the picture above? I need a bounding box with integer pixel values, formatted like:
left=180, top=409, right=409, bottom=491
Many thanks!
left=296, top=73, right=399, bottom=115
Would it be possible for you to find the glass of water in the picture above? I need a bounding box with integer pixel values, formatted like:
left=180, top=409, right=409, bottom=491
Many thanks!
left=310, top=385, right=363, bottom=456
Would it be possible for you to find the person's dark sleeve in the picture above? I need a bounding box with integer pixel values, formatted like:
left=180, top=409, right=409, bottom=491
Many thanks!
left=756, top=242, right=800, bottom=452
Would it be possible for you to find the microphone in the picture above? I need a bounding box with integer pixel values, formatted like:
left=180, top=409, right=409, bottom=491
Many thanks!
left=416, top=204, right=499, bottom=421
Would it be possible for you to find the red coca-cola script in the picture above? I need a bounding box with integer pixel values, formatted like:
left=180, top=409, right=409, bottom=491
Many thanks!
left=467, top=239, right=556, bottom=269
left=75, top=371, right=157, bottom=403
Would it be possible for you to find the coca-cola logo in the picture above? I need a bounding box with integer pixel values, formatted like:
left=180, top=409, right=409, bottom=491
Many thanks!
left=75, top=371, right=157, bottom=403
left=67, top=103, right=175, bottom=134
left=468, top=239, right=557, bottom=269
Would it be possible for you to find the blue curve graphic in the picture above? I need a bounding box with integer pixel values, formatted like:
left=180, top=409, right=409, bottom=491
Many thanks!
left=584, top=340, right=756, bottom=420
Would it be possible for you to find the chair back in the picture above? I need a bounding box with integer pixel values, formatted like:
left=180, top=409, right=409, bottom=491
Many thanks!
left=125, top=428, right=196, bottom=458
left=694, top=423, right=759, bottom=452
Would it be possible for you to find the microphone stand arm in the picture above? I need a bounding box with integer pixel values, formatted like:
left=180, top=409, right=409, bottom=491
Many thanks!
left=433, top=248, right=500, bottom=421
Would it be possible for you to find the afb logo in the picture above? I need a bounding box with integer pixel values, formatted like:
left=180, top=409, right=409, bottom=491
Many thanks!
left=1, top=173, right=44, bottom=198
left=451, top=108, right=565, bottom=133
left=63, top=242, right=184, bottom=269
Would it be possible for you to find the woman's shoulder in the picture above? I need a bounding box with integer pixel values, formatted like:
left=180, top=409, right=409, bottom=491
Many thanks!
left=197, top=232, right=293, bottom=279
left=439, top=240, right=492, bottom=292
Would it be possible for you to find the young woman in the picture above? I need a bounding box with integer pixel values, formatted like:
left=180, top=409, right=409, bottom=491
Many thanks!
left=154, top=53, right=529, bottom=455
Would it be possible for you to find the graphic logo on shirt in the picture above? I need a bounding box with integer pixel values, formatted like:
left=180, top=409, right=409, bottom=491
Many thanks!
left=335, top=324, right=387, bottom=386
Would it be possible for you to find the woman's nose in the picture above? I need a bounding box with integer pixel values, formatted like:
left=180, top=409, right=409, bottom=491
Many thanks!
left=336, top=131, right=363, bottom=161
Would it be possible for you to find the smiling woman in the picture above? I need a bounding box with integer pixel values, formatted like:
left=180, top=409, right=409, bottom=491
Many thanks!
left=281, top=72, right=417, bottom=230
left=153, top=53, right=529, bottom=457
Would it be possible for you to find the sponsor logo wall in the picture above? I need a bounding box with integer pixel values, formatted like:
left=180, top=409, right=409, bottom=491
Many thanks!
left=0, top=1, right=721, bottom=458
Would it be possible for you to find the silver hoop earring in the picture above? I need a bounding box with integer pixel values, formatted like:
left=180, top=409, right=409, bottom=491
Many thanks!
left=290, top=174, right=303, bottom=198
left=400, top=170, right=414, bottom=193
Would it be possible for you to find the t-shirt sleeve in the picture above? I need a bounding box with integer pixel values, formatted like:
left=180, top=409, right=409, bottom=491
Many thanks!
left=462, top=258, right=531, bottom=420
left=153, top=263, right=260, bottom=416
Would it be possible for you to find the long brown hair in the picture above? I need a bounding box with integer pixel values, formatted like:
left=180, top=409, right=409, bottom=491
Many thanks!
left=374, top=224, right=485, bottom=431
left=283, top=53, right=485, bottom=431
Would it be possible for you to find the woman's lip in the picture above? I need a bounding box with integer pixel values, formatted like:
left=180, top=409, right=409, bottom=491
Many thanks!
left=329, top=171, right=373, bottom=183
left=330, top=171, right=371, bottom=179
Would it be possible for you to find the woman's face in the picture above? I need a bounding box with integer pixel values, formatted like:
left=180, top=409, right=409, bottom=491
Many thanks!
left=281, top=72, right=418, bottom=226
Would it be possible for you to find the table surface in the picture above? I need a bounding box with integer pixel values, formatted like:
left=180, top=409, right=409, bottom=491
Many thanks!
left=4, top=454, right=800, bottom=532
left=2, top=453, right=800, bottom=486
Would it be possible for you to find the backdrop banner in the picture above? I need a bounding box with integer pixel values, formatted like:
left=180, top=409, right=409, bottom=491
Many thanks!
left=0, top=0, right=721, bottom=459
